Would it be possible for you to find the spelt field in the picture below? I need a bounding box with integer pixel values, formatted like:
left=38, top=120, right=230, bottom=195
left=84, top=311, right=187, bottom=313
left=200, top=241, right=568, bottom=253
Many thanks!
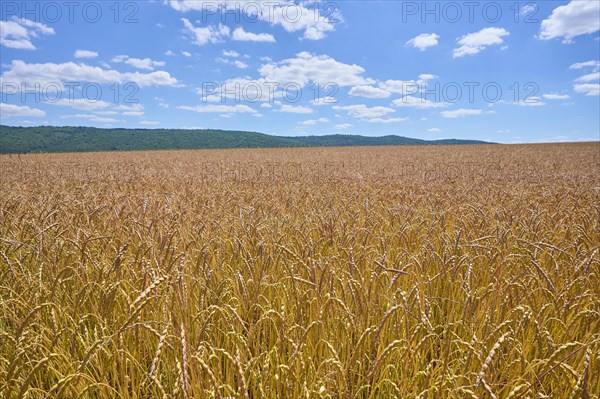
left=1, top=142, right=599, bottom=399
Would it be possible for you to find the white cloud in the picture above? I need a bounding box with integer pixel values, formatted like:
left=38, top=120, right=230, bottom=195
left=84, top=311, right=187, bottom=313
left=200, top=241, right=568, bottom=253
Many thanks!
left=217, top=57, right=248, bottom=69
left=232, top=27, right=276, bottom=43
left=441, top=108, right=488, bottom=118
left=113, top=55, right=166, bottom=70
left=49, top=99, right=111, bottom=111
left=1, top=60, right=179, bottom=88
left=83, top=103, right=145, bottom=117
left=538, top=1, right=600, bottom=42
left=516, top=96, right=546, bottom=107
left=181, top=51, right=192, bottom=57
left=165, top=50, right=176, bottom=56
left=521, top=4, right=536, bottom=15
left=259, top=52, right=374, bottom=88
left=335, top=123, right=352, bottom=130
left=0, top=103, right=45, bottom=117
left=367, top=117, right=409, bottom=123
left=155, top=97, right=169, bottom=109
left=542, top=93, right=570, bottom=100
left=428, top=128, right=441, bottom=132
left=301, top=119, right=318, bottom=126
left=61, top=114, right=121, bottom=123
left=178, top=104, right=257, bottom=113
left=406, top=33, right=439, bottom=51
left=312, top=97, right=338, bottom=106
left=575, top=72, right=600, bottom=82
left=278, top=104, right=314, bottom=114
left=222, top=50, right=240, bottom=58
left=574, top=83, right=600, bottom=96
left=349, top=85, right=391, bottom=99
left=114, top=104, right=144, bottom=113
left=301, top=117, right=329, bottom=125
left=167, top=0, right=340, bottom=40
left=233, top=60, right=248, bottom=69
left=197, top=77, right=282, bottom=102
left=453, top=27, right=510, bottom=58
left=379, top=80, right=423, bottom=95
left=75, top=49, right=99, bottom=59
left=333, top=104, right=395, bottom=119
left=182, top=18, right=230, bottom=45
left=392, top=96, right=446, bottom=109
left=569, top=60, right=600, bottom=70
left=418, top=74, right=437, bottom=81
left=570, top=61, right=600, bottom=95
left=0, top=17, right=54, bottom=50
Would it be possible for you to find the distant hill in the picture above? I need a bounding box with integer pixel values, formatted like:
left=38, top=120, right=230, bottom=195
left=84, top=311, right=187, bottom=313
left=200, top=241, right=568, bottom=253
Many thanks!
left=0, top=125, right=493, bottom=154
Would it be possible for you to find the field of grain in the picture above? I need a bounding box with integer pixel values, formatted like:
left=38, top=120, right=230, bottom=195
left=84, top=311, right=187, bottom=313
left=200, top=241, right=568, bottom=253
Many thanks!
left=1, top=143, right=599, bottom=398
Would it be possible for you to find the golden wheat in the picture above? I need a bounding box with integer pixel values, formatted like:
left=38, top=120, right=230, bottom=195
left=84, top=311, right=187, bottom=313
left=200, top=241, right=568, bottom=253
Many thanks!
left=0, top=142, right=598, bottom=398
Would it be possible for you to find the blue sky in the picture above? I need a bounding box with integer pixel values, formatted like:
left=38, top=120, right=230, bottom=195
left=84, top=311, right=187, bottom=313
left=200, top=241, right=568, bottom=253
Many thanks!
left=1, top=0, right=599, bottom=143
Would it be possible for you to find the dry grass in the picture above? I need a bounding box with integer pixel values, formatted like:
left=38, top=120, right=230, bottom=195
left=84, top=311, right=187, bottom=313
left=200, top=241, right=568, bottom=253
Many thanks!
left=0, top=142, right=599, bottom=398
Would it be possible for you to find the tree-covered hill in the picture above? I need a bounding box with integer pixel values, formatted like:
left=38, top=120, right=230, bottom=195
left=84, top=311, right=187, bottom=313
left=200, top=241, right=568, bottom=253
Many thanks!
left=0, top=125, right=493, bottom=154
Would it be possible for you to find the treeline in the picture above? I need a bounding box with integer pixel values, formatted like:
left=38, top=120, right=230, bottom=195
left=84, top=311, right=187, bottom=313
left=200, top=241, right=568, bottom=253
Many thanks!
left=0, top=125, right=492, bottom=154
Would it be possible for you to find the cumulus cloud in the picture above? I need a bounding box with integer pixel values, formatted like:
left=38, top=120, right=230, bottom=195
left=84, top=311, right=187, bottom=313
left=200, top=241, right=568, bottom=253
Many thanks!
left=301, top=117, right=329, bottom=125
left=197, top=77, right=282, bottom=103
left=418, top=74, right=437, bottom=81
left=574, top=84, right=600, bottom=96
left=277, top=105, right=314, bottom=114
left=378, top=77, right=434, bottom=95
left=167, top=0, right=340, bottom=40
left=259, top=52, right=374, bottom=88
left=113, top=55, right=166, bottom=70
left=217, top=57, right=248, bottom=69
left=0, top=103, right=45, bottom=117
left=366, top=117, right=409, bottom=123
left=542, top=93, right=570, bottom=100
left=178, top=104, right=257, bottom=113
left=349, top=85, right=391, bottom=99
left=182, top=18, right=230, bottom=45
left=49, top=99, right=111, bottom=111
left=1, top=60, right=179, bottom=88
left=453, top=27, right=510, bottom=58
left=575, top=72, right=600, bottom=82
left=335, top=123, right=352, bottom=130
left=441, top=108, right=489, bottom=118
left=0, top=17, right=54, bottom=50
left=515, top=96, right=546, bottom=107
left=569, top=61, right=600, bottom=96
left=75, top=50, right=99, bottom=59
left=406, top=33, right=439, bottom=51
left=569, top=60, right=600, bottom=70
left=538, top=1, right=600, bottom=43
left=222, top=50, right=240, bottom=58
left=392, top=96, right=446, bottom=109
left=60, top=114, right=122, bottom=123
left=332, top=104, right=395, bottom=119
left=232, top=27, right=275, bottom=43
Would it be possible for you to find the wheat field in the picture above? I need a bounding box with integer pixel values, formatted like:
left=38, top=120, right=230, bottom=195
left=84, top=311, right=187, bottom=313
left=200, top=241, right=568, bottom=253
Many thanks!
left=1, top=143, right=599, bottom=398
